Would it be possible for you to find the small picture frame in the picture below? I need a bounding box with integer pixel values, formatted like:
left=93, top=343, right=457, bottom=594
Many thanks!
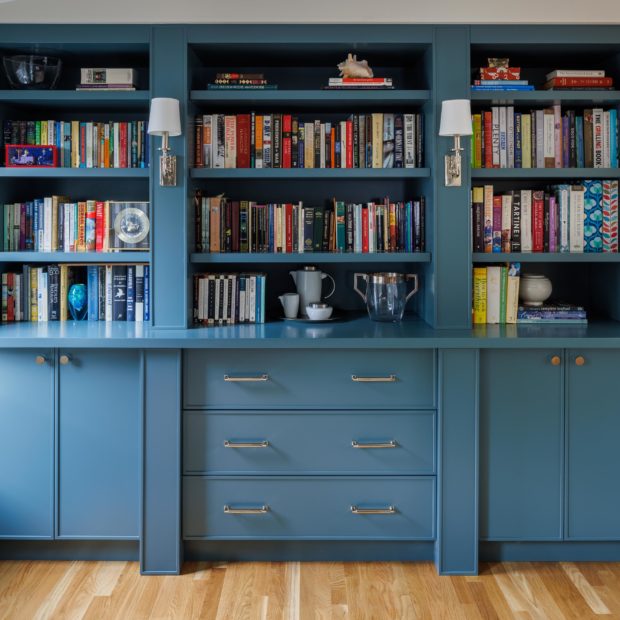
left=5, top=144, right=58, bottom=168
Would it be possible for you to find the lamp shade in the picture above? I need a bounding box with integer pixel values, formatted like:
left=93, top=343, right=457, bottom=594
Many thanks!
left=439, top=99, right=473, bottom=136
left=148, top=97, right=181, bottom=137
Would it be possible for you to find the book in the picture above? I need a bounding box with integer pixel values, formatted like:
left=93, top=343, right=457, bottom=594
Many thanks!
left=80, top=68, right=137, bottom=85
left=546, top=69, right=605, bottom=79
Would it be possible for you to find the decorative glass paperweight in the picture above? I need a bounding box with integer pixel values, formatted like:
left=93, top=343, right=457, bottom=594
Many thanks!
left=68, top=283, right=88, bottom=320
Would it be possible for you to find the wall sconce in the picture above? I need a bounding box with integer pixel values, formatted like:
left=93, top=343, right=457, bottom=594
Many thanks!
left=147, top=97, right=181, bottom=187
left=439, top=99, right=472, bottom=187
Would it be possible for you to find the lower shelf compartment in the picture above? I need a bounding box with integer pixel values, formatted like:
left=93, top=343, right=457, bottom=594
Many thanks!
left=183, top=475, right=435, bottom=541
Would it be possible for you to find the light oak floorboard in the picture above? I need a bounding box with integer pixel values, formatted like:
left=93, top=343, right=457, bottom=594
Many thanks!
left=1, top=561, right=620, bottom=619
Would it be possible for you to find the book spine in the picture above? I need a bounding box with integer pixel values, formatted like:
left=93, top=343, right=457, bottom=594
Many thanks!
left=532, top=190, right=545, bottom=252
left=603, top=180, right=619, bottom=252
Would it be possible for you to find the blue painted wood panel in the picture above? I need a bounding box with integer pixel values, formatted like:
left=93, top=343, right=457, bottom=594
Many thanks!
left=183, top=410, right=435, bottom=475
left=183, top=476, right=435, bottom=540
left=480, top=349, right=563, bottom=540
left=567, top=349, right=620, bottom=540
left=183, top=349, right=436, bottom=409
left=57, top=350, right=141, bottom=539
left=0, top=350, right=54, bottom=539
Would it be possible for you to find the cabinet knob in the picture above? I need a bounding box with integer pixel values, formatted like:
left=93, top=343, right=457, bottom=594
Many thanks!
left=575, top=355, right=586, bottom=367
left=35, top=355, right=47, bottom=365
left=59, top=354, right=72, bottom=366
left=551, top=355, right=561, bottom=366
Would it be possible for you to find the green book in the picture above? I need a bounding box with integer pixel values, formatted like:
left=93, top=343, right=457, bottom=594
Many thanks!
left=313, top=206, right=324, bottom=252
left=303, top=206, right=314, bottom=253
left=335, top=201, right=346, bottom=252
left=499, top=265, right=508, bottom=325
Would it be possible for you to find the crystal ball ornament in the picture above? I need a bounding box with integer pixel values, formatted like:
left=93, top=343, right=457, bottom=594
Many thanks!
left=68, top=283, right=88, bottom=320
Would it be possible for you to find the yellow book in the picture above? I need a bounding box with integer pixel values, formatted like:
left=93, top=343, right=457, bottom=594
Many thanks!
left=304, top=123, right=314, bottom=168
left=521, top=113, right=532, bottom=168
left=41, top=121, right=48, bottom=145
left=60, top=264, right=69, bottom=321
left=30, top=268, right=38, bottom=322
left=372, top=113, right=383, bottom=169
left=255, top=115, right=263, bottom=168
left=472, top=114, right=482, bottom=168
left=71, top=120, right=80, bottom=167
left=472, top=267, right=487, bottom=324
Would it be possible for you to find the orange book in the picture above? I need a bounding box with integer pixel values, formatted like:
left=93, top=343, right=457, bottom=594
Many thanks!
left=77, top=201, right=86, bottom=252
left=210, top=196, right=221, bottom=252
left=255, top=115, right=264, bottom=168
left=104, top=124, right=110, bottom=168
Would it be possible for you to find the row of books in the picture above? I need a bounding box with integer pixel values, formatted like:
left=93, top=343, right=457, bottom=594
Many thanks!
left=193, top=113, right=424, bottom=169
left=193, top=273, right=266, bottom=326
left=472, top=182, right=618, bottom=254
left=471, top=107, right=618, bottom=169
left=3, top=199, right=150, bottom=253
left=1, top=264, right=150, bottom=323
left=194, top=193, right=426, bottom=254
left=2, top=120, right=149, bottom=168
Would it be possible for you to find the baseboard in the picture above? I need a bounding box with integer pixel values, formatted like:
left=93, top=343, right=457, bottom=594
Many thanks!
left=480, top=541, right=620, bottom=562
left=0, top=540, right=139, bottom=561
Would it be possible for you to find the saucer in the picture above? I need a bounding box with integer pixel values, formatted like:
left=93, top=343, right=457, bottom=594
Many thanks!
left=278, top=314, right=343, bottom=323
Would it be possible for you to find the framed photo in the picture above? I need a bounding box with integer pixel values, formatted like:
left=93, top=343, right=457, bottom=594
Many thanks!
left=5, top=144, right=58, bottom=168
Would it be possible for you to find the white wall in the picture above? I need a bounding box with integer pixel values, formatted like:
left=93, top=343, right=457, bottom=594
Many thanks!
left=0, top=0, right=620, bottom=24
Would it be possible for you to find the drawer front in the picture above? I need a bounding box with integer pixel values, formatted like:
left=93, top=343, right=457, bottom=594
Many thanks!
left=183, top=476, right=435, bottom=540
left=184, top=410, right=435, bottom=474
left=184, top=349, right=435, bottom=409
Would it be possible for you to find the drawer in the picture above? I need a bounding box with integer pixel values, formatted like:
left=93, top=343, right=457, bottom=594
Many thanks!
left=183, top=410, right=435, bottom=475
left=183, top=476, right=435, bottom=540
left=183, top=349, right=435, bottom=409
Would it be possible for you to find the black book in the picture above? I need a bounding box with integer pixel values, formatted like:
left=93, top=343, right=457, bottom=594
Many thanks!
left=250, top=112, right=256, bottom=168
left=335, top=123, right=341, bottom=168
left=313, top=206, right=324, bottom=252
left=208, top=277, right=216, bottom=324
left=377, top=208, right=384, bottom=252
left=223, top=200, right=232, bottom=252
left=227, top=275, right=234, bottom=324
left=345, top=204, right=354, bottom=252
left=272, top=113, right=281, bottom=168
left=314, top=120, right=321, bottom=168
left=511, top=191, right=521, bottom=252
left=415, top=114, right=423, bottom=167
left=358, top=114, right=366, bottom=169
left=98, top=267, right=106, bottom=320
left=47, top=265, right=60, bottom=321
left=303, top=206, right=314, bottom=253
left=297, top=125, right=304, bottom=168
left=322, top=206, right=331, bottom=251
left=394, top=114, right=404, bottom=168
left=291, top=117, right=299, bottom=168
left=543, top=193, right=550, bottom=253
left=112, top=265, right=127, bottom=321
left=419, top=197, right=426, bottom=252
left=218, top=275, right=225, bottom=325
left=397, top=203, right=405, bottom=251
left=365, top=115, right=373, bottom=168
left=472, top=193, right=484, bottom=253
left=352, top=114, right=359, bottom=168
left=325, top=123, right=331, bottom=169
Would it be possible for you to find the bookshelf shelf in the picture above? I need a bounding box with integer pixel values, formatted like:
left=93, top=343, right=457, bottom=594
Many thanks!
left=471, top=168, right=620, bottom=180
left=0, top=90, right=151, bottom=110
left=0, top=252, right=151, bottom=264
left=190, top=168, right=431, bottom=180
left=470, top=90, right=620, bottom=105
left=0, top=168, right=150, bottom=179
left=472, top=252, right=620, bottom=263
left=190, top=252, right=431, bottom=264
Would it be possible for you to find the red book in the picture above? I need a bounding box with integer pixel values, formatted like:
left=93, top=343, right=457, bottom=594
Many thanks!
left=483, top=111, right=493, bottom=169
left=236, top=114, right=251, bottom=168
left=480, top=67, right=521, bottom=80
left=285, top=203, right=293, bottom=253
left=282, top=114, right=292, bottom=168
left=492, top=196, right=502, bottom=252
left=95, top=201, right=104, bottom=252
left=346, top=119, right=353, bottom=168
left=362, top=205, right=369, bottom=252
left=532, top=190, right=545, bottom=252
left=6, top=273, right=14, bottom=322
left=545, top=76, right=613, bottom=88
left=389, top=203, right=397, bottom=252
left=330, top=128, right=336, bottom=168
left=120, top=123, right=128, bottom=168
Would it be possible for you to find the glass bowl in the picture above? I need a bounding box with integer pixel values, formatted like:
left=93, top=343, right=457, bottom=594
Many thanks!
left=2, top=55, right=62, bottom=89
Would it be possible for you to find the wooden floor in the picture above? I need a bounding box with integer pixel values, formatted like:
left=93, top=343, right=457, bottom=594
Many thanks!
left=1, top=561, right=620, bottom=619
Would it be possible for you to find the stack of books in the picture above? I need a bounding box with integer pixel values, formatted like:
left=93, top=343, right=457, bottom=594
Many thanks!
left=544, top=70, right=613, bottom=91
left=324, top=77, right=393, bottom=90
left=76, top=68, right=137, bottom=91
left=207, top=72, right=277, bottom=90
left=194, top=193, right=425, bottom=254
left=193, top=273, right=266, bottom=326
left=517, top=303, right=587, bottom=324
left=472, top=263, right=521, bottom=324
left=471, top=58, right=533, bottom=92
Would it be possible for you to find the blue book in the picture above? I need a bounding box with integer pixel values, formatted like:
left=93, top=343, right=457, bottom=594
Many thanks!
left=583, top=180, right=603, bottom=252
left=260, top=275, right=266, bottom=323
left=610, top=109, right=618, bottom=167
left=87, top=266, right=99, bottom=321
left=36, top=198, right=44, bottom=251
left=298, top=135, right=304, bottom=168
left=143, top=265, right=150, bottom=321
left=126, top=265, right=135, bottom=322
left=32, top=199, right=40, bottom=251
left=471, top=85, right=535, bottom=91
left=255, top=274, right=261, bottom=323
left=514, top=112, right=522, bottom=168
left=576, top=116, right=585, bottom=168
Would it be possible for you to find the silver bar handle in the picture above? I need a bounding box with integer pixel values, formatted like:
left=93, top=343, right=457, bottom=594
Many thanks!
left=352, top=440, right=398, bottom=449
left=224, top=505, right=269, bottom=514
left=351, top=505, right=396, bottom=515
left=224, top=374, right=269, bottom=382
left=351, top=374, right=397, bottom=383
left=224, top=440, right=269, bottom=448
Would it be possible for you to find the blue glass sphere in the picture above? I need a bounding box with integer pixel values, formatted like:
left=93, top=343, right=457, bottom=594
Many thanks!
left=68, top=283, right=88, bottom=321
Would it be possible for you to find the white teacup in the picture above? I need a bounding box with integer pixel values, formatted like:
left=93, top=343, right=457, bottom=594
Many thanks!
left=279, top=293, right=300, bottom=319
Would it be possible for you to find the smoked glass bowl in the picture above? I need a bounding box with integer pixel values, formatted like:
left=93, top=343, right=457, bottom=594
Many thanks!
left=2, top=55, right=62, bottom=89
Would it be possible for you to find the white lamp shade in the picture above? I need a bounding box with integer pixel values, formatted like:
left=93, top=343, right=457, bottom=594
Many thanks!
left=439, top=99, right=473, bottom=137
left=148, top=97, right=182, bottom=137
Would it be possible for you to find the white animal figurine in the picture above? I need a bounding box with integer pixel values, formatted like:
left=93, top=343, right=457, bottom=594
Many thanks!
left=337, top=53, right=374, bottom=78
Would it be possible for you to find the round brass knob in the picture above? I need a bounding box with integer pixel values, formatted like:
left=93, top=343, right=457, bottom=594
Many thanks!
left=575, top=355, right=586, bottom=367
left=35, top=355, right=46, bottom=365
left=551, top=355, right=561, bottom=366
left=59, top=354, right=71, bottom=366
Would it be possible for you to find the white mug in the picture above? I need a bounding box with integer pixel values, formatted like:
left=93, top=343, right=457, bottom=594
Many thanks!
left=278, top=293, right=300, bottom=319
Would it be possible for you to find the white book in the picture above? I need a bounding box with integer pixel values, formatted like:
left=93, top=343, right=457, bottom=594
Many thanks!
left=556, top=186, right=570, bottom=253
left=520, top=190, right=533, bottom=252
left=37, top=268, right=47, bottom=322
left=355, top=203, right=362, bottom=252
left=135, top=265, right=144, bottom=322
left=298, top=202, right=304, bottom=254
left=213, top=114, right=225, bottom=169
left=262, top=115, right=272, bottom=168
left=105, top=265, right=113, bottom=321
left=491, top=107, right=500, bottom=168
left=553, top=104, right=562, bottom=169
left=43, top=197, right=53, bottom=253
left=506, top=106, right=514, bottom=168
left=536, top=110, right=545, bottom=168
left=603, top=111, right=611, bottom=168
left=224, top=116, right=236, bottom=169
left=569, top=185, right=585, bottom=252
left=81, top=68, right=136, bottom=85
left=239, top=277, right=246, bottom=323
left=319, top=123, right=326, bottom=168
left=546, top=69, right=605, bottom=79
left=229, top=274, right=237, bottom=324
left=368, top=203, right=375, bottom=253
left=543, top=111, right=555, bottom=166
left=404, top=114, right=415, bottom=168
left=593, top=108, right=604, bottom=168
left=113, top=123, right=120, bottom=168
left=249, top=276, right=256, bottom=323
left=486, top=266, right=501, bottom=324
left=48, top=120, right=55, bottom=148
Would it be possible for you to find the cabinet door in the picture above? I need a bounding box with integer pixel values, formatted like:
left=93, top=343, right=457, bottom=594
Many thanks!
left=0, top=350, right=54, bottom=539
left=58, top=349, right=141, bottom=539
left=567, top=349, right=620, bottom=540
left=480, top=349, right=563, bottom=540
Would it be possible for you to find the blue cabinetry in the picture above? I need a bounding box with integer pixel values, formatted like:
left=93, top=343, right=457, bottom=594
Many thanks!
left=567, top=349, right=620, bottom=540
left=480, top=349, right=563, bottom=540
left=57, top=349, right=141, bottom=539
left=0, top=350, right=54, bottom=539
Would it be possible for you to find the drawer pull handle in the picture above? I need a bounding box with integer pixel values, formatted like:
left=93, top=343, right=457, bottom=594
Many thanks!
left=224, top=374, right=269, bottom=382
left=35, top=355, right=47, bottom=365
left=224, top=505, right=269, bottom=514
left=352, top=440, right=398, bottom=449
left=351, top=505, right=396, bottom=515
left=351, top=374, right=397, bottom=383
left=224, top=440, right=269, bottom=448
left=59, top=354, right=72, bottom=366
